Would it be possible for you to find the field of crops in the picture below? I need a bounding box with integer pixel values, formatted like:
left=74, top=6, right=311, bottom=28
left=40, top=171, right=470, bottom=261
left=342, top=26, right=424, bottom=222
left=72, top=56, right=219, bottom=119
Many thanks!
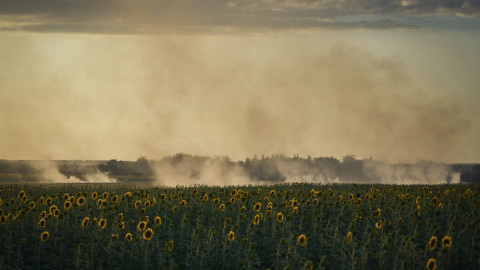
left=0, top=183, right=479, bottom=269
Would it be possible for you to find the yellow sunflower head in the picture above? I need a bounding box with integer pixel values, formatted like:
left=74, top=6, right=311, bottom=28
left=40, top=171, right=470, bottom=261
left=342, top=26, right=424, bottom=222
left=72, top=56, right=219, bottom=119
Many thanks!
left=81, top=217, right=90, bottom=228
left=143, top=228, right=154, bottom=241
left=228, top=231, right=235, bottom=241
left=111, top=195, right=119, bottom=204
left=77, top=196, right=86, bottom=206
left=426, top=258, right=437, bottom=270
left=253, top=214, right=260, bottom=225
left=346, top=232, right=353, bottom=244
left=64, top=200, right=72, bottom=210
left=40, top=231, right=50, bottom=242
left=276, top=212, right=284, bottom=223
left=297, top=234, right=307, bottom=247
left=154, top=216, right=161, bottom=226
left=98, top=218, right=107, bottom=229
left=254, top=202, right=261, bottom=212
left=429, top=236, right=437, bottom=251
left=137, top=221, right=147, bottom=231
left=168, top=240, right=174, bottom=251
left=442, top=236, right=452, bottom=251
left=38, top=218, right=46, bottom=228
left=125, top=232, right=133, bottom=242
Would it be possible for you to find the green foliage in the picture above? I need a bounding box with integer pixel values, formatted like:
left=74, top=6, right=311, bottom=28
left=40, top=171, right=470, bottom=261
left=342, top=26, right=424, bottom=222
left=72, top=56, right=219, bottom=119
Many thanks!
left=0, top=183, right=479, bottom=269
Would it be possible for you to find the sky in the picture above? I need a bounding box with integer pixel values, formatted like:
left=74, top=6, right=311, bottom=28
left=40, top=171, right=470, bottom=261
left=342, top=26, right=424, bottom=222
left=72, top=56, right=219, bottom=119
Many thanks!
left=0, top=0, right=479, bottom=163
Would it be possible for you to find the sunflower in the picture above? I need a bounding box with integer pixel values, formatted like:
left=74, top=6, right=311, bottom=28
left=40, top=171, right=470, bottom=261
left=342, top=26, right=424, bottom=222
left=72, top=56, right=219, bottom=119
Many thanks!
left=230, top=197, right=236, bottom=204
left=91, top=192, right=97, bottom=199
left=143, top=228, right=154, bottom=241
left=97, top=199, right=104, bottom=209
left=356, top=198, right=362, bottom=206
left=91, top=217, right=98, bottom=225
left=64, top=200, right=72, bottom=210
left=375, top=221, right=382, bottom=229
left=82, top=217, right=90, bottom=228
left=219, top=204, right=225, bottom=212
left=40, top=231, right=50, bottom=242
left=168, top=240, right=174, bottom=251
left=22, top=196, right=27, bottom=202
left=125, top=233, right=133, bottom=242
left=253, top=214, right=260, bottom=225
left=346, top=232, right=353, bottom=244
left=270, top=190, right=276, bottom=196
left=29, top=201, right=36, bottom=209
left=337, top=195, right=343, bottom=202
left=38, top=197, right=44, bottom=205
left=118, top=221, right=125, bottom=230
left=416, top=196, right=421, bottom=204
left=437, top=203, right=443, bottom=210
left=160, top=194, right=166, bottom=200
left=102, top=192, right=109, bottom=199
left=68, top=196, right=74, bottom=203
left=203, top=194, right=209, bottom=202
left=18, top=190, right=26, bottom=198
left=193, top=188, right=199, bottom=196
left=46, top=198, right=52, bottom=204
left=144, top=201, right=151, bottom=208
left=374, top=209, right=381, bottom=219
left=154, top=216, right=161, bottom=226
left=312, top=198, right=318, bottom=206
left=442, top=236, right=452, bottom=251
left=48, top=205, right=57, bottom=214
left=181, top=200, right=187, bottom=207
left=241, top=206, right=246, bottom=212
left=124, top=191, right=132, bottom=199
left=432, top=197, right=439, bottom=206
left=135, top=200, right=142, bottom=208
left=53, top=209, right=60, bottom=217
left=0, top=215, right=7, bottom=224
left=291, top=199, right=299, bottom=208
left=297, top=234, right=307, bottom=247
left=213, top=198, right=220, bottom=204
left=426, top=258, right=437, bottom=270
left=254, top=202, right=262, bottom=212
left=77, top=196, right=86, bottom=206
left=111, top=195, right=119, bottom=204
left=172, top=205, right=178, bottom=213
left=349, top=193, right=354, bottom=201
left=137, top=221, right=147, bottom=231
left=111, top=234, right=119, bottom=241
left=365, top=193, right=371, bottom=200
left=276, top=212, right=284, bottom=223
left=293, top=207, right=298, bottom=215
left=228, top=231, right=235, bottom=241
left=429, top=236, right=437, bottom=250
left=98, top=218, right=107, bottom=229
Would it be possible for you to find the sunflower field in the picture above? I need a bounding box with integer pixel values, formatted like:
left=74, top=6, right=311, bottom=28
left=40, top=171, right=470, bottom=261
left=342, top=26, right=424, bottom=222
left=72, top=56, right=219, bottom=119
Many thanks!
left=0, top=183, right=479, bottom=269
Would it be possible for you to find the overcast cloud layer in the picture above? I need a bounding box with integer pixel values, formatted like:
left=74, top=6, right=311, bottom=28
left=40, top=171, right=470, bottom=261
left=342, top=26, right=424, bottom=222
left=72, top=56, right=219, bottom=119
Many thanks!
left=0, top=0, right=479, bottom=34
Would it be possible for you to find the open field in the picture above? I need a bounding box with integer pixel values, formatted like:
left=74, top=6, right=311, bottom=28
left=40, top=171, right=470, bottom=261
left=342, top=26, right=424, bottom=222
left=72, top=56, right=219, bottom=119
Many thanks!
left=0, top=183, right=479, bottom=269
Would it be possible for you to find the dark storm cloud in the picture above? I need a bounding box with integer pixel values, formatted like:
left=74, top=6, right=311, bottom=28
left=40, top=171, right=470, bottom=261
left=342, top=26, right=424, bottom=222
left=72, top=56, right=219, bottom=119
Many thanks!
left=0, top=0, right=477, bottom=34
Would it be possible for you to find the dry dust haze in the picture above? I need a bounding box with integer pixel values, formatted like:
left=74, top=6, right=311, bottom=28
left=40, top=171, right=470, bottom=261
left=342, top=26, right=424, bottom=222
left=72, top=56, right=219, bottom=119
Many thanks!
left=0, top=35, right=475, bottom=165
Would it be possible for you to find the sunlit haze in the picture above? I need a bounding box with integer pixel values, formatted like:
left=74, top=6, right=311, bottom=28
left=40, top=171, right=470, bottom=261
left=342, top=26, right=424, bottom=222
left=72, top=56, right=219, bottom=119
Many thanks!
left=1, top=0, right=479, bottom=163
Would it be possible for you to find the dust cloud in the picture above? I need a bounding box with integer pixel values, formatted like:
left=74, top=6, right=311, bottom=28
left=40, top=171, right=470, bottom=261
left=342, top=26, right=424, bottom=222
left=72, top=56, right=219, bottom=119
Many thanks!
left=0, top=34, right=475, bottom=164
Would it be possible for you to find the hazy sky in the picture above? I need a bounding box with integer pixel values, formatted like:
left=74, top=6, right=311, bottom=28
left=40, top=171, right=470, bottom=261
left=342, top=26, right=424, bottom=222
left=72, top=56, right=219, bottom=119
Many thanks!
left=0, top=0, right=479, bottom=163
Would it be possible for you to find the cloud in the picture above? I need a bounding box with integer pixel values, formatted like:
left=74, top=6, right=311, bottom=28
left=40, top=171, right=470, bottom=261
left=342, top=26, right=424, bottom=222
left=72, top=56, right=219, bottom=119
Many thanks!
left=0, top=0, right=477, bottom=34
